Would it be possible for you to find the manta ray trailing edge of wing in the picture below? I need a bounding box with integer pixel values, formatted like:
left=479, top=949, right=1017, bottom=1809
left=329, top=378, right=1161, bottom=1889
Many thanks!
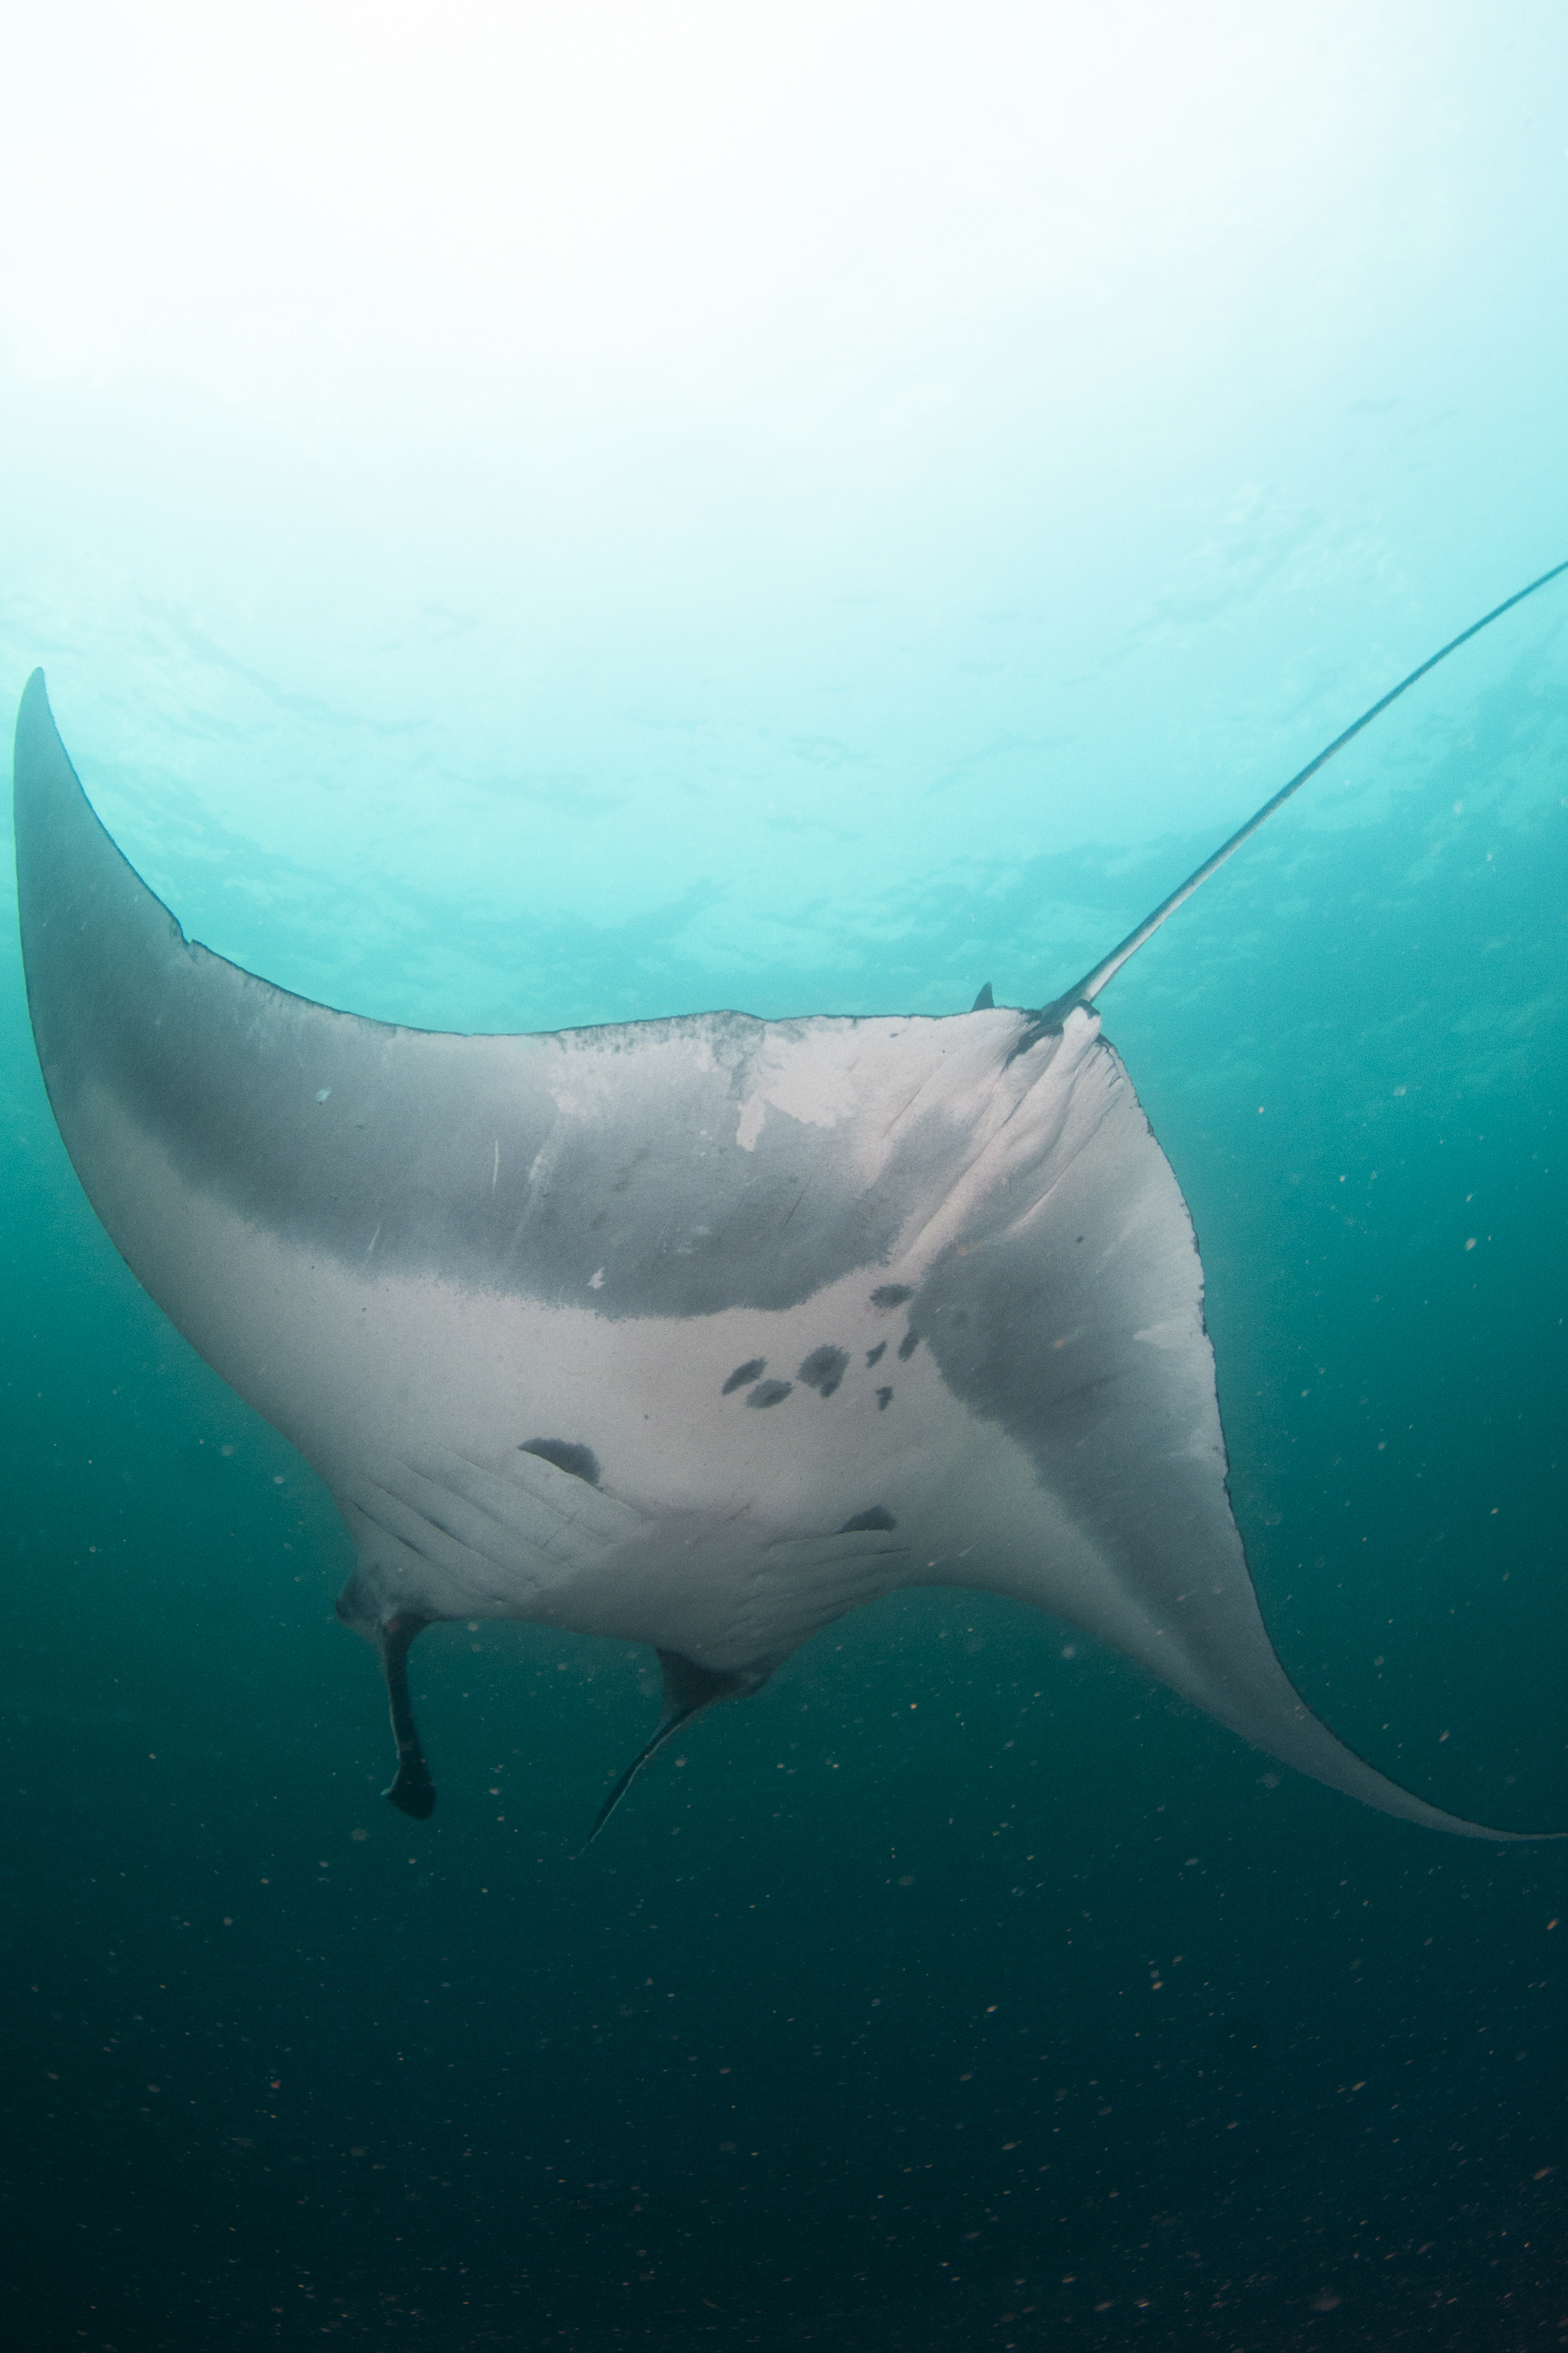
left=12, top=560, right=1567, bottom=1847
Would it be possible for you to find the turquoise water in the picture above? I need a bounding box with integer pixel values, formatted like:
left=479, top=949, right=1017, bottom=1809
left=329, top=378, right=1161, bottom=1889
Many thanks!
left=5, top=9, right=1568, bottom=2346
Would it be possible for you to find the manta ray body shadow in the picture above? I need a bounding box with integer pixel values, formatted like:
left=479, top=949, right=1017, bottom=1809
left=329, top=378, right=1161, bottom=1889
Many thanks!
left=13, top=560, right=1567, bottom=1844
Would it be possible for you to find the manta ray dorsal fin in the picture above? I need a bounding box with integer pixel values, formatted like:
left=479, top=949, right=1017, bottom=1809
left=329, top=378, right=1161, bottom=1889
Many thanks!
left=1036, top=557, right=1568, bottom=1027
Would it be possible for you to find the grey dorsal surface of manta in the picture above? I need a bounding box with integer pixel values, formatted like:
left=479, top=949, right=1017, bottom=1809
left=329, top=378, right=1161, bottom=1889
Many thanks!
left=13, top=574, right=1566, bottom=1846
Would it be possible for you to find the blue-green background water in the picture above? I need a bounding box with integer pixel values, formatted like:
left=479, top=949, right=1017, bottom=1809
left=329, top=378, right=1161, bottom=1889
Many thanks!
left=3, top=5, right=1568, bottom=2346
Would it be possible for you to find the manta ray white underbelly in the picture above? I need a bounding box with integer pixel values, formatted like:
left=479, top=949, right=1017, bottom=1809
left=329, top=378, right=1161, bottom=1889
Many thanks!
left=13, top=567, right=1566, bottom=1844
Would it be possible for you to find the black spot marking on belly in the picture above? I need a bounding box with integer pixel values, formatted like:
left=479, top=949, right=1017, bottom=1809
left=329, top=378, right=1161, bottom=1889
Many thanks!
left=747, top=1380, right=794, bottom=1409
left=897, top=1329, right=922, bottom=1361
left=797, top=1345, right=850, bottom=1398
left=876, top=1386, right=893, bottom=1411
left=520, top=1438, right=601, bottom=1486
left=838, top=1505, right=897, bottom=1533
left=722, top=1358, right=767, bottom=1395
left=612, top=1146, right=651, bottom=1195
left=871, top=1283, right=914, bottom=1309
left=865, top=1341, right=887, bottom=1368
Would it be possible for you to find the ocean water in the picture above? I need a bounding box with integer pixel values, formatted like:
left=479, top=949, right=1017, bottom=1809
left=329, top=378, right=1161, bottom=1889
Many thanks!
left=4, top=7, right=1568, bottom=2348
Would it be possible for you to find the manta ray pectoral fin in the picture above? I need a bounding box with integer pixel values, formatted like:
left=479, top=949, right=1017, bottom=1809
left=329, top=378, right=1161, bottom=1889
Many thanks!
left=584, top=1651, right=752, bottom=1849
left=378, top=1612, right=438, bottom=1821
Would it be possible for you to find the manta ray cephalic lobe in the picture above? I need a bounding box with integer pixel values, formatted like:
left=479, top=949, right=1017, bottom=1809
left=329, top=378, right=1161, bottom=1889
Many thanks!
left=13, top=559, right=1567, bottom=1844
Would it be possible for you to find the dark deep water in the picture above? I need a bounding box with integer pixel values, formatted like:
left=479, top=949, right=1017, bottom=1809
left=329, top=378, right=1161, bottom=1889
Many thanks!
left=4, top=617, right=1567, bottom=2351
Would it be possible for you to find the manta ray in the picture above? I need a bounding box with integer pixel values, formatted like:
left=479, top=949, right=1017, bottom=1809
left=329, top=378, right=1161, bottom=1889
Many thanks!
left=13, top=563, right=1566, bottom=1844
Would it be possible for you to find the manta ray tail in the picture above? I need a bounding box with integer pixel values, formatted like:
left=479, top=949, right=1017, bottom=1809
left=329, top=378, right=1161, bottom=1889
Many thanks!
left=585, top=1651, right=749, bottom=1848
left=1036, top=554, right=1568, bottom=1026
